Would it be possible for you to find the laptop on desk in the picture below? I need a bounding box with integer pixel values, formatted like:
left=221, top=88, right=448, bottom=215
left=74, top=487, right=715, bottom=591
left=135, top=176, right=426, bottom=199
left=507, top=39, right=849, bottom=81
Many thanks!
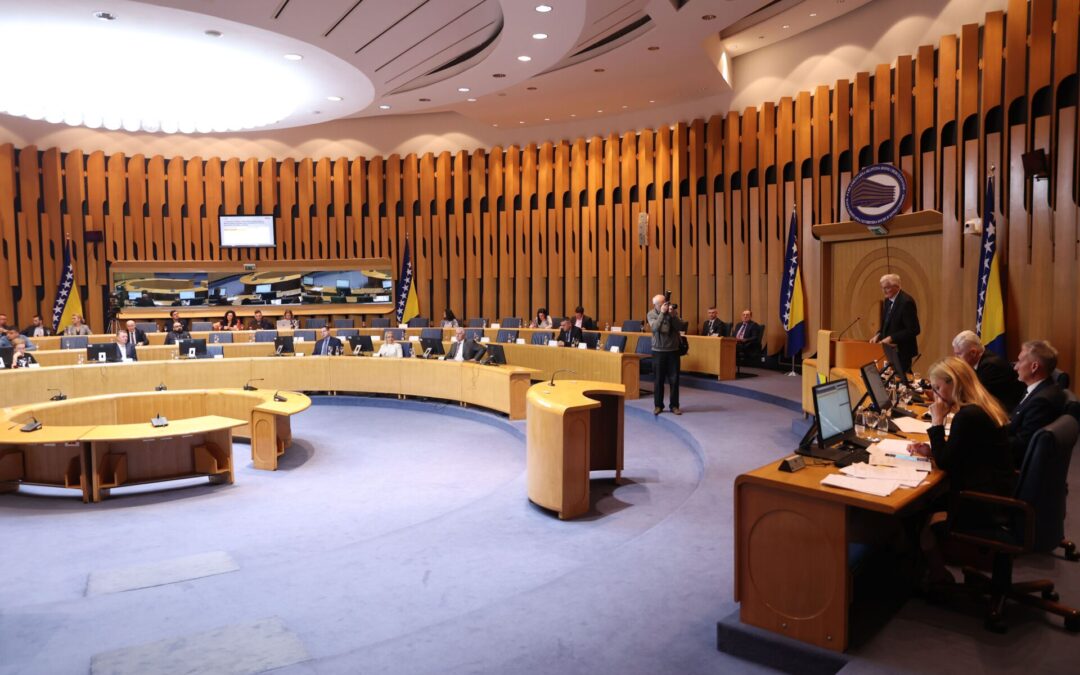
left=797, top=379, right=871, bottom=463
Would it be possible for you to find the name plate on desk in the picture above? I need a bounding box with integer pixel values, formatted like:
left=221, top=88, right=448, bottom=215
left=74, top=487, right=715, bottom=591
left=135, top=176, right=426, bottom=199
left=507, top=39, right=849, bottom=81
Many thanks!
left=577, top=343, right=587, bottom=350
left=516, top=338, right=526, bottom=344
left=778, top=455, right=805, bottom=472
left=480, top=337, right=491, bottom=343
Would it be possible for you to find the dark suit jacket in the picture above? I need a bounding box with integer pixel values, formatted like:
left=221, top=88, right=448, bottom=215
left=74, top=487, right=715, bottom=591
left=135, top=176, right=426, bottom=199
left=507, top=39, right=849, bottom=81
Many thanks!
left=21, top=325, right=51, bottom=338
left=1007, top=378, right=1067, bottom=463
left=313, top=336, right=343, bottom=355
left=557, top=326, right=584, bottom=346
left=125, top=328, right=149, bottom=346
left=976, top=350, right=1025, bottom=413
left=251, top=318, right=275, bottom=331
left=573, top=315, right=598, bottom=331
left=702, top=318, right=727, bottom=337
left=878, top=290, right=920, bottom=371
left=163, top=330, right=191, bottom=345
left=114, top=343, right=138, bottom=362
left=928, top=404, right=1013, bottom=497
left=732, top=320, right=762, bottom=344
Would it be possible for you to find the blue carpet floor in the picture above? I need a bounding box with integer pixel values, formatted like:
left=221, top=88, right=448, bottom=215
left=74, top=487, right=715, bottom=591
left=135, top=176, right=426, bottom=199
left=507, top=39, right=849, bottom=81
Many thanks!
left=1, top=371, right=1076, bottom=674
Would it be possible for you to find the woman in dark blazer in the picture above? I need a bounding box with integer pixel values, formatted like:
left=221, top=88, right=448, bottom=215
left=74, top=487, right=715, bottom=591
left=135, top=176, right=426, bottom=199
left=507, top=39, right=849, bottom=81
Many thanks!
left=221, top=310, right=242, bottom=331
left=909, top=357, right=1013, bottom=583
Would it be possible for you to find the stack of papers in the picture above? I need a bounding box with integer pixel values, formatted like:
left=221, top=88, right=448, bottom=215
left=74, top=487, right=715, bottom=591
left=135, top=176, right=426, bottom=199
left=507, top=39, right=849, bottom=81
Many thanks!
left=821, top=474, right=900, bottom=497
left=820, top=439, right=932, bottom=496
left=840, top=462, right=926, bottom=488
left=893, top=416, right=932, bottom=434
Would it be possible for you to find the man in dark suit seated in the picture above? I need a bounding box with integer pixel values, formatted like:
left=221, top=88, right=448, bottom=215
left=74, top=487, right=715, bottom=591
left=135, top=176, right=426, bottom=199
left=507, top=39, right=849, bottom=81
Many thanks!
left=250, top=310, right=275, bottom=331
left=169, top=310, right=187, bottom=331
left=113, top=331, right=138, bottom=362
left=701, top=307, right=727, bottom=337
left=163, top=321, right=191, bottom=345
left=572, top=306, right=597, bottom=331
left=312, top=326, right=343, bottom=356
left=556, top=318, right=584, bottom=347
left=21, top=315, right=51, bottom=338
left=1007, top=339, right=1067, bottom=463
left=952, top=330, right=1025, bottom=412
left=444, top=327, right=482, bottom=361
left=869, top=273, right=920, bottom=373
left=732, top=309, right=762, bottom=362
left=123, top=319, right=150, bottom=347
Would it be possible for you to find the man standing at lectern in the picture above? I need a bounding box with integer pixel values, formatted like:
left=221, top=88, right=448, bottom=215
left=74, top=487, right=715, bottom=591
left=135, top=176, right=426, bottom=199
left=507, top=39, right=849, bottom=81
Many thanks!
left=869, top=273, right=920, bottom=373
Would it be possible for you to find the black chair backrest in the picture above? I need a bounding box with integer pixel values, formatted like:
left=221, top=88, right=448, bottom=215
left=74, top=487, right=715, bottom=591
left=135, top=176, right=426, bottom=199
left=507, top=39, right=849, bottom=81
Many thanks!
left=621, top=320, right=642, bottom=333
left=603, top=334, right=627, bottom=352
left=305, top=318, right=327, bottom=329
left=531, top=331, right=552, bottom=345
left=580, top=331, right=600, bottom=349
left=635, top=335, right=652, bottom=354
left=400, top=341, right=413, bottom=358
left=370, top=318, right=391, bottom=328
left=1053, top=368, right=1071, bottom=391
left=1017, top=415, right=1079, bottom=552
left=407, top=317, right=430, bottom=328
left=500, top=317, right=522, bottom=328
left=496, top=329, right=519, bottom=343
left=467, top=317, right=486, bottom=328
left=419, top=327, right=443, bottom=340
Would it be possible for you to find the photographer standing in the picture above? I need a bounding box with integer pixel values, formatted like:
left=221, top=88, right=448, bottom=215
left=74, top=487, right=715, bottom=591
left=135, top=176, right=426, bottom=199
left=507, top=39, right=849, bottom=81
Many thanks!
left=647, top=293, right=682, bottom=416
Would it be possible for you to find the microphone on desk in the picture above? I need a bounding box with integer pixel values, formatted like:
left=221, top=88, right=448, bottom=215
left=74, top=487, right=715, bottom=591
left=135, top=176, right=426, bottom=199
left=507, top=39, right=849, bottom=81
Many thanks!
left=836, top=316, right=861, bottom=339
left=155, top=383, right=167, bottom=391
left=549, top=369, right=577, bottom=387
left=21, top=416, right=42, bottom=432
left=244, top=378, right=264, bottom=391
left=273, top=391, right=287, bottom=403
left=48, top=388, right=67, bottom=401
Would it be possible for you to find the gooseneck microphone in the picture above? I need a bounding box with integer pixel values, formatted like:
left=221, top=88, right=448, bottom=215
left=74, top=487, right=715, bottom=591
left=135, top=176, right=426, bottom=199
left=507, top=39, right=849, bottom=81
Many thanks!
left=155, top=383, right=167, bottom=391
left=549, top=369, right=578, bottom=387
left=836, top=316, right=861, bottom=339
left=48, top=388, right=67, bottom=401
left=273, top=391, right=287, bottom=403
left=244, top=378, right=264, bottom=391
left=21, top=416, right=42, bottom=432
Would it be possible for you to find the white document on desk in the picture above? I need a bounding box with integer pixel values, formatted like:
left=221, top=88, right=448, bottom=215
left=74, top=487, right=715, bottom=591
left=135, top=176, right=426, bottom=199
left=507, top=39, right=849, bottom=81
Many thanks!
left=868, top=439, right=932, bottom=472
left=893, top=416, right=932, bottom=434
left=821, top=473, right=900, bottom=497
left=841, top=462, right=925, bottom=488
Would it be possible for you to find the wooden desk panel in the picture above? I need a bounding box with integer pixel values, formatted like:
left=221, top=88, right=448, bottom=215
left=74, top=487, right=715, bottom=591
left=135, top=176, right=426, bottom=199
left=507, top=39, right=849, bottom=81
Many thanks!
left=496, top=343, right=643, bottom=399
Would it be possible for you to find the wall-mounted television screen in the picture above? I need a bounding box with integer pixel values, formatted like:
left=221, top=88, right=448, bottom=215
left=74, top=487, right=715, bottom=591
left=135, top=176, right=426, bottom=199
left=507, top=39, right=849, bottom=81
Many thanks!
left=219, top=215, right=275, bottom=248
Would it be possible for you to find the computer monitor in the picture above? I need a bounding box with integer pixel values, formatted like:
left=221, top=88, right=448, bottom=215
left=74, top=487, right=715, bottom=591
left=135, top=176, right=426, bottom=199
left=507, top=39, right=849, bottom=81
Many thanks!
left=336, top=279, right=350, bottom=290
left=859, top=361, right=893, bottom=412
left=811, top=379, right=856, bottom=448
left=255, top=283, right=272, bottom=294
left=218, top=287, right=229, bottom=296
left=348, top=335, right=373, bottom=353
left=419, top=337, right=444, bottom=356
left=177, top=338, right=207, bottom=358
left=273, top=336, right=295, bottom=354
left=381, top=279, right=393, bottom=289
left=127, top=291, right=142, bottom=300
left=479, top=343, right=506, bottom=365
left=86, top=343, right=116, bottom=363
left=179, top=291, right=196, bottom=300
left=881, top=342, right=908, bottom=382
left=302, top=276, right=314, bottom=285
left=0, top=346, right=12, bottom=368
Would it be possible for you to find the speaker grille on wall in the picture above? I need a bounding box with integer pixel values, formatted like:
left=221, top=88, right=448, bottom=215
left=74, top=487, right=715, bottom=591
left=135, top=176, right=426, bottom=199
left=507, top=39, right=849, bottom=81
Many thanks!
left=84, top=230, right=104, bottom=243
left=1021, top=149, right=1049, bottom=180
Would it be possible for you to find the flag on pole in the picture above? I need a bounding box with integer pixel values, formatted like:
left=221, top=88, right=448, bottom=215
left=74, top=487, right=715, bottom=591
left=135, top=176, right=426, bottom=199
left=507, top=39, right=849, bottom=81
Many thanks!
left=395, top=238, right=419, bottom=324
left=51, top=237, right=84, bottom=333
left=976, top=174, right=1006, bottom=357
left=779, top=209, right=806, bottom=357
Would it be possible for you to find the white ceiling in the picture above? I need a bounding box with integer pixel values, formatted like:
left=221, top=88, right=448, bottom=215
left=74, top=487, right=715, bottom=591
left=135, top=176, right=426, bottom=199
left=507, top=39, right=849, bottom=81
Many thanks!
left=0, top=0, right=876, bottom=132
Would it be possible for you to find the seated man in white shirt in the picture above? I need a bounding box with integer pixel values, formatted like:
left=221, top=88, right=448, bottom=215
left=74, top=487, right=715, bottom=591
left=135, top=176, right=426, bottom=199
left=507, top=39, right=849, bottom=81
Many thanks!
left=444, top=327, right=482, bottom=361
left=376, top=331, right=403, bottom=358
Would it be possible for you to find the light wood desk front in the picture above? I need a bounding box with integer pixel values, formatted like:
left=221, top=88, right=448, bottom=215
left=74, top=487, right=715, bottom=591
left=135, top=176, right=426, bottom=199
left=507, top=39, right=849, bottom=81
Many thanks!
left=526, top=380, right=625, bottom=520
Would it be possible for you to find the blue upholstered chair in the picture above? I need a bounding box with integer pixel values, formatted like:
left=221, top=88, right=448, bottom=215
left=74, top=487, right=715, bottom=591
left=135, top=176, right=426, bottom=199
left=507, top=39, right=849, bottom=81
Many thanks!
left=206, top=344, right=224, bottom=358
left=208, top=332, right=233, bottom=344
left=499, top=317, right=522, bottom=328
left=293, top=329, right=317, bottom=342
left=191, top=321, right=214, bottom=332
left=254, top=330, right=278, bottom=343
left=333, top=318, right=354, bottom=329
left=464, top=328, right=483, bottom=342
left=135, top=321, right=159, bottom=333
left=407, top=317, right=430, bottom=328
left=496, top=329, right=519, bottom=344
left=531, top=331, right=554, bottom=345
left=336, top=328, right=358, bottom=338
left=61, top=336, right=89, bottom=350
left=621, top=320, right=643, bottom=333
left=603, top=334, right=627, bottom=353
left=370, top=317, right=391, bottom=328
left=580, top=331, right=600, bottom=349
left=420, top=328, right=443, bottom=340
left=304, top=318, right=327, bottom=329
left=466, top=317, right=486, bottom=328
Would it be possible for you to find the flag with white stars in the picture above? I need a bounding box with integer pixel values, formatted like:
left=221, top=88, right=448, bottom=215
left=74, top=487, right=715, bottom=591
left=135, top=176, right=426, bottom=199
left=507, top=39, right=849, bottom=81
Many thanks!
left=395, top=238, right=420, bottom=324
left=779, top=209, right=805, bottom=357
left=976, top=175, right=1005, bottom=357
left=50, top=238, right=84, bottom=333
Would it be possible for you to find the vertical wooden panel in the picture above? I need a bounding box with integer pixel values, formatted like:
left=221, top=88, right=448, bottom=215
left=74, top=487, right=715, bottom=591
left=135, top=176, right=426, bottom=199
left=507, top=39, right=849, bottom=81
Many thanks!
left=540, top=142, right=560, bottom=313
left=602, top=133, right=619, bottom=324
left=277, top=159, right=296, bottom=262
left=620, top=133, right=640, bottom=319
left=585, top=136, right=602, bottom=321
left=873, top=64, right=892, bottom=163
left=400, top=154, right=419, bottom=315
left=124, top=155, right=147, bottom=260
left=639, top=131, right=659, bottom=314
left=105, top=153, right=126, bottom=263
left=296, top=159, right=314, bottom=261
left=241, top=158, right=260, bottom=258
left=468, top=148, right=487, bottom=319
left=383, top=154, right=401, bottom=275
left=203, top=158, right=223, bottom=261
left=348, top=158, right=365, bottom=260
left=522, top=143, right=542, bottom=318
left=184, top=157, right=204, bottom=261
left=366, top=156, right=384, bottom=260
left=419, top=153, right=436, bottom=316
left=222, top=158, right=242, bottom=261
left=434, top=151, right=451, bottom=316
left=450, top=151, right=468, bottom=316
left=85, top=151, right=108, bottom=330
left=40, top=148, right=64, bottom=310
left=314, top=157, right=333, bottom=260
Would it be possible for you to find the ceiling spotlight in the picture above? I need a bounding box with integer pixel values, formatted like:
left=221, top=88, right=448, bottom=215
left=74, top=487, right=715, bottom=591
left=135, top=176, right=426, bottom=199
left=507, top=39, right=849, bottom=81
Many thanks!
left=532, top=33, right=548, bottom=40
left=378, top=104, right=391, bottom=110
left=327, top=96, right=343, bottom=102
left=492, top=73, right=506, bottom=78
left=544, top=117, right=550, bottom=121
left=702, top=14, right=716, bottom=21
left=283, top=53, right=303, bottom=61
left=570, top=113, right=576, bottom=117
left=517, top=55, right=532, bottom=62
left=519, top=121, right=525, bottom=124
left=457, top=87, right=470, bottom=92
left=94, top=11, right=117, bottom=21
left=535, top=4, right=552, bottom=12
left=782, top=24, right=790, bottom=29
left=204, top=30, right=222, bottom=38
left=621, top=105, right=628, bottom=109
left=810, top=13, right=818, bottom=17
left=648, top=99, right=655, bottom=103
left=467, top=98, right=477, bottom=102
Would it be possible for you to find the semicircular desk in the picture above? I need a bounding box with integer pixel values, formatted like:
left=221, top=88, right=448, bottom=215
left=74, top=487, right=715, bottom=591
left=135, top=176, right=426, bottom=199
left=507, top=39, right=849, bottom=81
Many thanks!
left=526, top=380, right=625, bottom=520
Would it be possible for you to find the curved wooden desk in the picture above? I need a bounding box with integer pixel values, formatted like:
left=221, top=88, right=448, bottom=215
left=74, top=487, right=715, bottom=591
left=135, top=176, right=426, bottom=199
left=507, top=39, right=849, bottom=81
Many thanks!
left=526, top=380, right=625, bottom=520
left=0, top=389, right=310, bottom=502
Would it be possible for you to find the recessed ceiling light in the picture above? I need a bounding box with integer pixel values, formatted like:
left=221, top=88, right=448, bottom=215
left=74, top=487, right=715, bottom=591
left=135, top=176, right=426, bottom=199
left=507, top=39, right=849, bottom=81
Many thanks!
left=647, top=46, right=660, bottom=51
left=204, top=30, right=222, bottom=38
left=283, top=53, right=303, bottom=61
left=535, top=4, right=552, bottom=12
left=418, top=97, right=430, bottom=102
left=544, top=117, right=550, bottom=121
left=702, top=14, right=716, bottom=21
left=327, top=96, right=343, bottom=102
left=378, top=104, right=391, bottom=110
left=594, top=68, right=605, bottom=73
left=466, top=98, right=477, bottom=102
left=519, top=121, right=525, bottom=124
left=758, top=35, right=765, bottom=40
left=517, top=55, right=532, bottom=62
left=312, top=110, right=321, bottom=115
left=596, top=109, right=603, bottom=113
left=532, top=33, right=548, bottom=40
left=810, top=13, right=817, bottom=17
left=492, top=73, right=506, bottom=78
left=497, top=93, right=507, bottom=97
left=492, top=123, right=498, bottom=127
left=782, top=24, right=790, bottom=29
left=94, top=11, right=117, bottom=21
left=621, top=105, right=628, bottom=109
left=648, top=99, right=655, bottom=103
left=457, top=87, right=470, bottom=92
left=570, top=113, right=576, bottom=117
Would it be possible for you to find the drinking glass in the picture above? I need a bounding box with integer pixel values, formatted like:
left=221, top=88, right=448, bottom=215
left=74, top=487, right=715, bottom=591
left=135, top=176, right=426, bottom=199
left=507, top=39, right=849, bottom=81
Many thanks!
left=863, top=410, right=881, bottom=442
left=855, top=410, right=867, bottom=437
left=876, top=409, right=891, bottom=436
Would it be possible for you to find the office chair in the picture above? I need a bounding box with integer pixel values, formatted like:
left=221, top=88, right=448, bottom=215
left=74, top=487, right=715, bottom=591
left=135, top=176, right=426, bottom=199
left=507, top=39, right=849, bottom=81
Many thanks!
left=635, top=335, right=653, bottom=376
left=370, top=317, right=391, bottom=328
left=499, top=317, right=522, bottom=328
left=531, top=331, right=553, bottom=345
left=464, top=328, right=484, bottom=342
left=580, top=331, right=600, bottom=349
left=407, top=317, right=430, bottom=328
left=382, top=328, right=405, bottom=341
left=942, top=414, right=1080, bottom=633
left=399, top=342, right=413, bottom=358
left=603, top=334, right=627, bottom=353
left=620, top=320, right=643, bottom=333
left=208, top=332, right=233, bottom=344
left=191, top=321, right=214, bottom=332
left=496, top=329, right=519, bottom=343
left=419, top=327, right=443, bottom=340
left=60, top=336, right=89, bottom=350
left=254, top=330, right=277, bottom=343
left=304, top=318, right=327, bottom=329
left=135, top=321, right=159, bottom=333
left=207, top=344, right=224, bottom=358
left=1053, top=368, right=1071, bottom=391
left=333, top=318, right=354, bottom=329
left=294, top=329, right=317, bottom=342
left=336, top=328, right=359, bottom=338
left=467, top=317, right=486, bottom=328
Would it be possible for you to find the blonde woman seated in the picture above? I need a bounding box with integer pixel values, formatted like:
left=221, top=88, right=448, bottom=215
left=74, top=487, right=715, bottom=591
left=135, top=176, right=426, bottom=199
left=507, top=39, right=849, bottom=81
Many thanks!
left=376, top=331, right=403, bottom=358
left=64, top=314, right=92, bottom=336
left=908, top=356, right=1013, bottom=583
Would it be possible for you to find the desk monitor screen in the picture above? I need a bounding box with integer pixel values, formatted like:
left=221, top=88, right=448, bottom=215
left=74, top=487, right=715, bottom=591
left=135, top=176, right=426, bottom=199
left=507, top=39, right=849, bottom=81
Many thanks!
left=302, top=275, right=314, bottom=285
left=348, top=335, right=373, bottom=353
left=219, top=214, right=275, bottom=248
left=860, top=361, right=893, bottom=412
left=179, top=291, right=196, bottom=300
left=811, top=379, right=855, bottom=448
left=419, top=337, right=444, bottom=356
left=0, top=346, right=12, bottom=368
left=479, top=343, right=506, bottom=365
left=336, top=279, right=350, bottom=290
left=178, top=338, right=207, bottom=358
left=881, top=342, right=908, bottom=381
left=274, top=336, right=295, bottom=354
left=381, top=279, right=393, bottom=289
left=127, top=291, right=142, bottom=300
left=86, top=343, right=116, bottom=363
left=255, top=284, right=272, bottom=294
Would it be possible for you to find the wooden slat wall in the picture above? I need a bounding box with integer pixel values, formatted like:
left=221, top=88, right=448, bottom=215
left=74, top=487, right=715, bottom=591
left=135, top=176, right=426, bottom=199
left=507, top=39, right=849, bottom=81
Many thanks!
left=0, top=1, right=1076, bottom=373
